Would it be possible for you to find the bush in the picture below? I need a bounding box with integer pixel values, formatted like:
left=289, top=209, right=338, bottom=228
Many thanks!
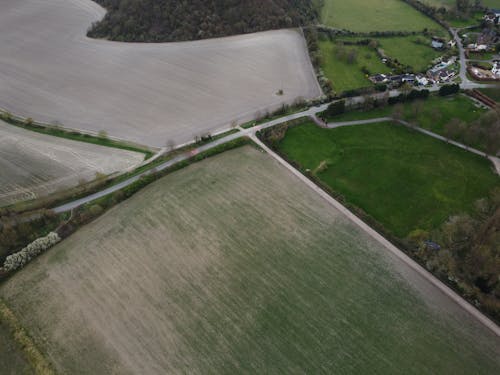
left=439, top=84, right=460, bottom=96
left=3, top=232, right=61, bottom=271
left=324, top=100, right=346, bottom=118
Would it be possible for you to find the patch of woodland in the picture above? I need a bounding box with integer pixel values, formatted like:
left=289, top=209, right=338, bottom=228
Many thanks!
left=88, top=0, right=321, bottom=42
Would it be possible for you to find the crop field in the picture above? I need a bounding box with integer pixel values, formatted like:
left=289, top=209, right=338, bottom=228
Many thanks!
left=0, top=121, right=144, bottom=206
left=321, top=0, right=445, bottom=34
left=277, top=121, right=499, bottom=237
left=0, top=321, right=31, bottom=375
left=0, top=0, right=321, bottom=148
left=1, top=146, right=499, bottom=373
left=319, top=40, right=390, bottom=93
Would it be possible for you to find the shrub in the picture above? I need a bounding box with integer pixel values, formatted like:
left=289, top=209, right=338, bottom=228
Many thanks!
left=3, top=232, right=61, bottom=271
left=439, top=84, right=460, bottom=96
left=324, top=100, right=346, bottom=118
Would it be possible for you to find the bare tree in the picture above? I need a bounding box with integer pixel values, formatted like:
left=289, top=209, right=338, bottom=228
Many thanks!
left=165, top=139, right=176, bottom=151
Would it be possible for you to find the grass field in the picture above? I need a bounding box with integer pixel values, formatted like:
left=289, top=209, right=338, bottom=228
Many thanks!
left=399, top=95, right=486, bottom=134
left=321, top=0, right=445, bottom=34
left=277, top=121, right=499, bottom=237
left=324, top=95, right=487, bottom=149
left=1, top=146, right=499, bottom=373
left=319, top=40, right=390, bottom=93
left=319, top=35, right=441, bottom=92
left=376, top=36, right=442, bottom=72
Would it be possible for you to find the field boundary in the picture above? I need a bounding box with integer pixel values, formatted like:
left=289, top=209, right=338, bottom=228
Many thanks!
left=0, top=298, right=55, bottom=374
left=251, top=134, right=500, bottom=337
left=0, top=108, right=156, bottom=159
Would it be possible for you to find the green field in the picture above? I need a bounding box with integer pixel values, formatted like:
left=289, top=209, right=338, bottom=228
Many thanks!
left=319, top=35, right=442, bottom=92
left=277, top=121, right=499, bottom=237
left=397, top=94, right=485, bottom=134
left=376, top=36, right=442, bottom=72
left=1, top=146, right=499, bottom=373
left=324, top=95, right=487, bottom=149
left=319, top=40, right=390, bottom=93
left=321, top=0, right=446, bottom=34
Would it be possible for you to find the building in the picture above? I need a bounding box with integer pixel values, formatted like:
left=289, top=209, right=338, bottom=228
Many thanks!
left=484, top=9, right=500, bottom=24
left=416, top=75, right=429, bottom=86
left=369, top=74, right=389, bottom=84
left=431, top=39, right=444, bottom=49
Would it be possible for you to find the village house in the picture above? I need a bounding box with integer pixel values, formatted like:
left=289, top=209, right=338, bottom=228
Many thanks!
left=484, top=9, right=500, bottom=24
left=431, top=37, right=445, bottom=50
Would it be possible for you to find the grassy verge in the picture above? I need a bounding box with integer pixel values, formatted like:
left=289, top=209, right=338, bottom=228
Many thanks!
left=0, top=112, right=154, bottom=159
left=0, top=299, right=54, bottom=374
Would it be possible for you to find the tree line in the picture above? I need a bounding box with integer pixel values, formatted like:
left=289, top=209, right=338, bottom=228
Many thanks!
left=89, top=0, right=320, bottom=42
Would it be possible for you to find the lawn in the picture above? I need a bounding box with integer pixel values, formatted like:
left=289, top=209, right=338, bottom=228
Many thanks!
left=1, top=146, right=499, bottom=373
left=319, top=40, right=390, bottom=93
left=321, top=0, right=446, bottom=35
left=277, top=121, right=499, bottom=237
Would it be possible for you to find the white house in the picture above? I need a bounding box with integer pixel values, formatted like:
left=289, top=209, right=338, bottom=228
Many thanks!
left=431, top=40, right=444, bottom=49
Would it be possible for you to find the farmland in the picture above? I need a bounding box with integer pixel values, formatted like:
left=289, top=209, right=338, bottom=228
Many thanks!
left=321, top=0, right=445, bottom=34
left=0, top=0, right=320, bottom=148
left=276, top=121, right=499, bottom=237
left=1, top=146, right=499, bottom=373
left=0, top=120, right=144, bottom=206
left=0, top=321, right=31, bottom=375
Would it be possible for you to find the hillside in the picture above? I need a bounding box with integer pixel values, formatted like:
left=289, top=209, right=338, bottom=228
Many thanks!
left=88, top=0, right=319, bottom=42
